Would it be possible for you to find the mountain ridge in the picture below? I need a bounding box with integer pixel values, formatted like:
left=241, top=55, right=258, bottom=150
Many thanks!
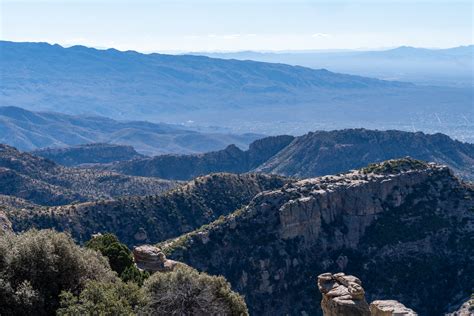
left=195, top=45, right=474, bottom=87
left=0, top=106, right=261, bottom=155
left=104, top=129, right=474, bottom=181
left=6, top=173, right=290, bottom=246
left=161, top=158, right=474, bottom=315
left=2, top=41, right=472, bottom=139
left=0, top=144, right=176, bottom=205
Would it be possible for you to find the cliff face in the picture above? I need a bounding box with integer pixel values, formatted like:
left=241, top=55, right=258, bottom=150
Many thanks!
left=9, top=173, right=290, bottom=246
left=162, top=159, right=474, bottom=315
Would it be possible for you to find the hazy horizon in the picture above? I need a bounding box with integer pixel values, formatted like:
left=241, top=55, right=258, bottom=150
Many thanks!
left=1, top=0, right=472, bottom=53
left=1, top=39, right=472, bottom=55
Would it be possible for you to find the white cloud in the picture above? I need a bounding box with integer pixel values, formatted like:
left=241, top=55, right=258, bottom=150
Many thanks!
left=311, top=33, right=331, bottom=38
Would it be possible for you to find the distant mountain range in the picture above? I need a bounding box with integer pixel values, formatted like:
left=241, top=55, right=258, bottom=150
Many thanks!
left=0, top=106, right=261, bottom=155
left=196, top=45, right=474, bottom=87
left=103, top=129, right=474, bottom=181
left=1, top=41, right=472, bottom=140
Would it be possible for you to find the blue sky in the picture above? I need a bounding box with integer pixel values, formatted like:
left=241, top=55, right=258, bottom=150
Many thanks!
left=1, top=0, right=472, bottom=52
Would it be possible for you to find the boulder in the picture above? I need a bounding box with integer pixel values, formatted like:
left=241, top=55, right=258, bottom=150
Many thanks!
left=317, top=272, right=370, bottom=316
left=370, top=300, right=417, bottom=316
left=133, top=245, right=178, bottom=272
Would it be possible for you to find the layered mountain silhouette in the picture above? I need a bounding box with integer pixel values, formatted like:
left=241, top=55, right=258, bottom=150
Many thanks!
left=101, top=135, right=295, bottom=180
left=197, top=45, right=474, bottom=87
left=104, top=129, right=474, bottom=181
left=0, top=144, right=176, bottom=205
left=1, top=41, right=472, bottom=139
left=0, top=106, right=260, bottom=155
left=32, top=143, right=145, bottom=166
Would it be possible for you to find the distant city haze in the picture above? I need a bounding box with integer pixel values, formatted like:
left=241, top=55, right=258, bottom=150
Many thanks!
left=1, top=0, right=472, bottom=52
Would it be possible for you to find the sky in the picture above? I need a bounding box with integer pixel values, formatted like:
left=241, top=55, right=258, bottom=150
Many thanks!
left=0, top=0, right=472, bottom=53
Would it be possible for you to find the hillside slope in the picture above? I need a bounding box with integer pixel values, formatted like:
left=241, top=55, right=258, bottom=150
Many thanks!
left=32, top=143, right=145, bottom=166
left=198, top=45, right=474, bottom=87
left=161, top=159, right=474, bottom=315
left=106, top=129, right=474, bottom=181
left=256, top=129, right=474, bottom=180
left=1, top=41, right=472, bottom=139
left=0, top=106, right=260, bottom=155
left=0, top=144, right=176, bottom=205
left=8, top=173, right=290, bottom=245
left=106, top=135, right=294, bottom=180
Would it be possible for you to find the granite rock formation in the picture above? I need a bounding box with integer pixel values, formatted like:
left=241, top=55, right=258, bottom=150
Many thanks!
left=317, top=273, right=370, bottom=316
left=162, top=158, right=474, bottom=315
left=317, top=272, right=417, bottom=316
left=370, top=300, right=417, bottom=316
left=133, top=245, right=178, bottom=272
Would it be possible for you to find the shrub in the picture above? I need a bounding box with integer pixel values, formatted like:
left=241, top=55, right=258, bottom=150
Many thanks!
left=0, top=229, right=115, bottom=315
left=57, top=280, right=146, bottom=316
left=120, top=265, right=149, bottom=286
left=85, top=233, right=133, bottom=276
left=141, top=265, right=248, bottom=316
left=85, top=233, right=148, bottom=285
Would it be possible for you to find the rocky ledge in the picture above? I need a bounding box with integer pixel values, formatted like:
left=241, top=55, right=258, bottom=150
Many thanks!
left=317, top=272, right=370, bottom=316
left=133, top=245, right=178, bottom=272
left=317, top=273, right=416, bottom=316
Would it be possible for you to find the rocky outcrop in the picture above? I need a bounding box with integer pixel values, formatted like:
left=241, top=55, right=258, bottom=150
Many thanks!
left=133, top=245, right=178, bottom=272
left=317, top=273, right=417, bottom=316
left=317, top=273, right=370, bottom=316
left=162, top=159, right=474, bottom=315
left=370, top=300, right=417, bottom=316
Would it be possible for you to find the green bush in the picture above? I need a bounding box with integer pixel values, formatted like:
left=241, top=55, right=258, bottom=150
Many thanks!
left=0, top=229, right=115, bottom=315
left=141, top=265, right=248, bottom=316
left=85, top=233, right=148, bottom=285
left=85, top=233, right=133, bottom=276
left=121, top=265, right=149, bottom=286
left=57, top=280, right=146, bottom=316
